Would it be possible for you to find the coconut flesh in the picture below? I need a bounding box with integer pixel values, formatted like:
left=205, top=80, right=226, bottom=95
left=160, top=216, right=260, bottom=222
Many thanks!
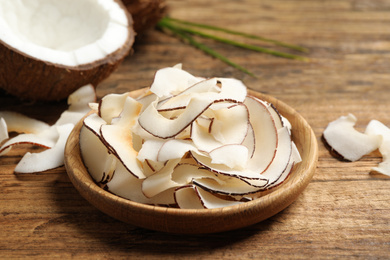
left=0, top=84, right=96, bottom=172
left=323, top=114, right=390, bottom=176
left=0, top=0, right=134, bottom=101
left=79, top=65, right=302, bottom=209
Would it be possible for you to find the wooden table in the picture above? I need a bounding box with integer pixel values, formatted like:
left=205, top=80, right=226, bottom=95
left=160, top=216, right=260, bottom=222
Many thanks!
left=1, top=0, right=389, bottom=258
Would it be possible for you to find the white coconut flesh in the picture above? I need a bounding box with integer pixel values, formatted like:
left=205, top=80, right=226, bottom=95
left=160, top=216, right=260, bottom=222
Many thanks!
left=0, top=118, right=8, bottom=144
left=323, top=114, right=390, bottom=177
left=174, top=185, right=243, bottom=209
left=141, top=159, right=181, bottom=198
left=0, top=0, right=130, bottom=67
left=79, top=65, right=302, bottom=209
left=0, top=84, right=96, bottom=172
left=157, top=77, right=221, bottom=111
left=190, top=103, right=249, bottom=153
left=14, top=123, right=74, bottom=173
left=150, top=66, right=203, bottom=98
left=365, top=120, right=390, bottom=176
left=0, top=128, right=58, bottom=156
left=99, top=97, right=145, bottom=179
left=323, top=114, right=382, bottom=161
left=0, top=111, right=50, bottom=134
left=106, top=159, right=176, bottom=205
left=55, top=84, right=96, bottom=126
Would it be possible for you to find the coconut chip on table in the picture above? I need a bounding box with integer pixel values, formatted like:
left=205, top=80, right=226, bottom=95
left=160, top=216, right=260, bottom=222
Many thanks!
left=79, top=64, right=302, bottom=209
left=0, top=84, right=96, bottom=173
left=323, top=113, right=390, bottom=176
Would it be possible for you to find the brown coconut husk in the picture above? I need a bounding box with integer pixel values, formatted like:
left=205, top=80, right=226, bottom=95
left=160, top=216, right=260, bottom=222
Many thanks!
left=122, top=0, right=168, bottom=34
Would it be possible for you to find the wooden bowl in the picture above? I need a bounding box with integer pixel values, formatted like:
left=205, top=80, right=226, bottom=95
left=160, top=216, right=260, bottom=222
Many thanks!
left=64, top=88, right=318, bottom=234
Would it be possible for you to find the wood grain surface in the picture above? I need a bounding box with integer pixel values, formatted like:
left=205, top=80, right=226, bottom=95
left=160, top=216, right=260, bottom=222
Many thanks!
left=1, top=0, right=390, bottom=258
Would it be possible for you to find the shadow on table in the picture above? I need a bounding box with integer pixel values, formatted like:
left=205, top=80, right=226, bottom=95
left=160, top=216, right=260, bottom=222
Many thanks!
left=31, top=172, right=284, bottom=256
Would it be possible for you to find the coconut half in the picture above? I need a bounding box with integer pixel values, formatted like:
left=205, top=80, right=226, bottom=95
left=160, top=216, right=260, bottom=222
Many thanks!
left=0, top=0, right=134, bottom=101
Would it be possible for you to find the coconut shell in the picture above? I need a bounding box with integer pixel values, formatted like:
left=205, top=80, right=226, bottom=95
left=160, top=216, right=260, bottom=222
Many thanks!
left=122, top=0, right=168, bottom=34
left=0, top=0, right=135, bottom=102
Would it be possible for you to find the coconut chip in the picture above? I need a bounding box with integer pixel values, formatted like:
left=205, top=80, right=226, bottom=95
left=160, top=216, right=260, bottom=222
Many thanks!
left=14, top=124, right=74, bottom=173
left=323, top=114, right=390, bottom=176
left=0, top=84, right=96, bottom=173
left=0, top=118, right=9, bottom=144
left=365, top=120, right=390, bottom=176
left=323, top=114, right=381, bottom=161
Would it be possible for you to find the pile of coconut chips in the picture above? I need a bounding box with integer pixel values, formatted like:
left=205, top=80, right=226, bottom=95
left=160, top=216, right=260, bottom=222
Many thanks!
left=79, top=64, right=302, bottom=209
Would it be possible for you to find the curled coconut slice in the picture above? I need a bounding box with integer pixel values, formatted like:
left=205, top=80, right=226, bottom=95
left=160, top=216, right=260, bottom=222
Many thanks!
left=0, top=111, right=50, bottom=134
left=174, top=185, right=243, bottom=209
left=365, top=120, right=390, bottom=176
left=190, top=102, right=249, bottom=152
left=323, top=114, right=381, bottom=161
left=0, top=127, right=59, bottom=156
left=80, top=122, right=112, bottom=183
left=14, top=124, right=74, bottom=173
left=1, top=84, right=96, bottom=172
left=98, top=92, right=130, bottom=124
left=150, top=66, right=203, bottom=98
left=171, top=163, right=266, bottom=196
left=107, top=158, right=175, bottom=205
left=54, top=84, right=96, bottom=126
left=323, top=114, right=390, bottom=177
left=0, top=0, right=134, bottom=101
left=0, top=118, right=8, bottom=144
left=100, top=96, right=145, bottom=179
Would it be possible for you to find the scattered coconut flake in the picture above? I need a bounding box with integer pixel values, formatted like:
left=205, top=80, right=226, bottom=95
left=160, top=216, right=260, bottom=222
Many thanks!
left=0, top=111, right=50, bottom=134
left=67, top=84, right=96, bottom=113
left=323, top=114, right=381, bottom=162
left=0, top=127, right=59, bottom=156
left=365, top=120, right=390, bottom=176
left=324, top=115, right=390, bottom=177
left=14, top=124, right=74, bottom=173
left=54, top=85, right=96, bottom=126
left=1, top=84, right=96, bottom=173
left=79, top=65, right=302, bottom=209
